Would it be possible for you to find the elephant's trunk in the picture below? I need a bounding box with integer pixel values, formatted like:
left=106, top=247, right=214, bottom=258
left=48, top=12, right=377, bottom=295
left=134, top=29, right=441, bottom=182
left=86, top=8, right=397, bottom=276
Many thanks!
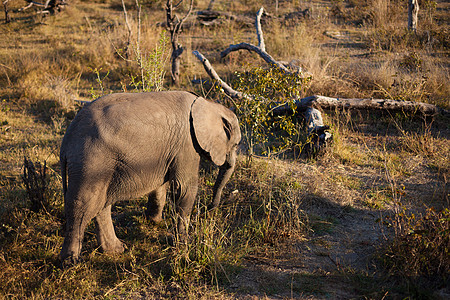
left=209, top=152, right=236, bottom=210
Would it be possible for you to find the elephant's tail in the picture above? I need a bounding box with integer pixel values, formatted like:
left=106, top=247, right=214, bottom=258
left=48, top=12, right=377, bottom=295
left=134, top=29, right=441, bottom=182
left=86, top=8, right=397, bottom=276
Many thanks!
left=61, top=154, right=67, bottom=197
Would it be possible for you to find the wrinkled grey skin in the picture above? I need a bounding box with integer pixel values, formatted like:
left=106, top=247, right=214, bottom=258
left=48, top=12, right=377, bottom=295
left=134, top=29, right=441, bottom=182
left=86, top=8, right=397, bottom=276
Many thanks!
left=60, top=91, right=241, bottom=264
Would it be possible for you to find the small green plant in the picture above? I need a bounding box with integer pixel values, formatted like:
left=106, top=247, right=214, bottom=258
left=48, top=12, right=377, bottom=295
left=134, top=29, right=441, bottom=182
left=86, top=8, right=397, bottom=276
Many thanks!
left=89, top=67, right=110, bottom=100
left=233, top=67, right=311, bottom=156
left=116, top=1, right=170, bottom=92
left=129, top=30, right=170, bottom=92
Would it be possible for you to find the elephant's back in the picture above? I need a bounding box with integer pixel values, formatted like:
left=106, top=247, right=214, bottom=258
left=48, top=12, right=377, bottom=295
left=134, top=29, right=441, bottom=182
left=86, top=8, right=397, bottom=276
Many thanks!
left=70, top=91, right=193, bottom=132
left=89, top=91, right=196, bottom=116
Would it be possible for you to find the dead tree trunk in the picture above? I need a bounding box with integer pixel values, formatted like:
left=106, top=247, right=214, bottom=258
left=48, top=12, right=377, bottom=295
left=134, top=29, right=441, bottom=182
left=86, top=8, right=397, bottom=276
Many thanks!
left=166, top=0, right=194, bottom=86
left=3, top=0, right=11, bottom=23
left=408, top=0, right=419, bottom=32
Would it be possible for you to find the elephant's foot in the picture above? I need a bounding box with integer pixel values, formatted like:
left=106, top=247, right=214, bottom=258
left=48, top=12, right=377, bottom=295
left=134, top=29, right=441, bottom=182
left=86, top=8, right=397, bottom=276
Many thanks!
left=145, top=207, right=164, bottom=224
left=147, top=214, right=163, bottom=224
left=101, top=239, right=126, bottom=254
left=60, top=255, right=84, bottom=268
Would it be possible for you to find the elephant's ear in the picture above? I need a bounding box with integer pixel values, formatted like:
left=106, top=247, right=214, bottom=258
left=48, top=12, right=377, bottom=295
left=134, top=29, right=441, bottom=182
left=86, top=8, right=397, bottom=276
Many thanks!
left=191, top=97, right=234, bottom=166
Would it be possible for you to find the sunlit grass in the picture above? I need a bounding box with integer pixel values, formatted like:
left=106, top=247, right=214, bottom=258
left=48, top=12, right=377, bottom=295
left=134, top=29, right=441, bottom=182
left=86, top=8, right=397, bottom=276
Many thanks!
left=0, top=0, right=449, bottom=298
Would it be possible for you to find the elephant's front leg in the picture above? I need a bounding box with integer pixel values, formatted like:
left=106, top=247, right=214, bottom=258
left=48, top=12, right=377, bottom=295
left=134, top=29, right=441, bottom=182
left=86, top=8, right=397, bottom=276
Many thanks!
left=174, top=177, right=199, bottom=239
left=146, top=182, right=169, bottom=223
left=95, top=204, right=125, bottom=254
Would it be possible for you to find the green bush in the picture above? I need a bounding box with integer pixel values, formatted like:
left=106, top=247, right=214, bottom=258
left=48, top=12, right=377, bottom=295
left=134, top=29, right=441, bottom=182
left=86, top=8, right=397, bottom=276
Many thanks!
left=232, top=67, right=311, bottom=156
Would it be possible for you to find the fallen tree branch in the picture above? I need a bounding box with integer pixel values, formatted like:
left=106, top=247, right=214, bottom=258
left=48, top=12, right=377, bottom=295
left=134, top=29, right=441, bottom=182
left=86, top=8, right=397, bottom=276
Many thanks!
left=19, top=0, right=68, bottom=14
left=19, top=1, right=46, bottom=11
left=192, top=49, right=331, bottom=154
left=221, top=42, right=291, bottom=74
left=220, top=7, right=292, bottom=74
left=192, top=50, right=245, bottom=100
left=255, top=7, right=265, bottom=51
left=272, top=95, right=448, bottom=117
left=304, top=96, right=446, bottom=116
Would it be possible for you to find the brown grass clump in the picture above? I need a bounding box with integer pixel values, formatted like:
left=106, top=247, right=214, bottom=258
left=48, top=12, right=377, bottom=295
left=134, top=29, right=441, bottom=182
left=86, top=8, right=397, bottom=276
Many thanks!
left=381, top=207, right=450, bottom=290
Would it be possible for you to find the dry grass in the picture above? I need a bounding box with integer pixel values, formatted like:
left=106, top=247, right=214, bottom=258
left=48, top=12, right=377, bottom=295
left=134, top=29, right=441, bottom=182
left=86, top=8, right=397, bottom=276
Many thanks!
left=1, top=0, right=449, bottom=298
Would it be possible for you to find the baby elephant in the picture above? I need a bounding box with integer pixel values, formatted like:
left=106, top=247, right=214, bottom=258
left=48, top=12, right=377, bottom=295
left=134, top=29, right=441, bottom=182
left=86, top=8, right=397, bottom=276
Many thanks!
left=60, top=91, right=241, bottom=264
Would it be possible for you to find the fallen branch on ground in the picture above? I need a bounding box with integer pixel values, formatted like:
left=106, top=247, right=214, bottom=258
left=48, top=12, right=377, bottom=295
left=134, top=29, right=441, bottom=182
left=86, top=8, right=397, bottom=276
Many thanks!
left=271, top=95, right=448, bottom=117
left=18, top=0, right=68, bottom=14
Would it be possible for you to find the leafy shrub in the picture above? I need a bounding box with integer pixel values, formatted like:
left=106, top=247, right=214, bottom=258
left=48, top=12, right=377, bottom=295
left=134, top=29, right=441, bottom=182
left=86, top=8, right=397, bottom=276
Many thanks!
left=232, top=67, right=311, bottom=156
left=128, top=30, right=170, bottom=92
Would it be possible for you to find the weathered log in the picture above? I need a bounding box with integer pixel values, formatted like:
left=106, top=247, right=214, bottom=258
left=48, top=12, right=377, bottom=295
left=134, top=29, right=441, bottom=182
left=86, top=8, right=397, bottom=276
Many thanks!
left=300, top=95, right=447, bottom=116
left=271, top=95, right=449, bottom=117
left=18, top=0, right=68, bottom=14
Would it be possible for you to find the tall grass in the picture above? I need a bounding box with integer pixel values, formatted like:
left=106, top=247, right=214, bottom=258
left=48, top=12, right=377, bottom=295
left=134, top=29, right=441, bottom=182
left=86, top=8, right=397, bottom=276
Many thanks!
left=0, top=156, right=310, bottom=297
left=167, top=157, right=310, bottom=284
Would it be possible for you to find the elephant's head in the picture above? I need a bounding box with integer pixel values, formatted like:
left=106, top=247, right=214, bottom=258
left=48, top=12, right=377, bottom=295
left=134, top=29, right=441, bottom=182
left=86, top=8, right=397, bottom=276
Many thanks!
left=191, top=97, right=241, bottom=209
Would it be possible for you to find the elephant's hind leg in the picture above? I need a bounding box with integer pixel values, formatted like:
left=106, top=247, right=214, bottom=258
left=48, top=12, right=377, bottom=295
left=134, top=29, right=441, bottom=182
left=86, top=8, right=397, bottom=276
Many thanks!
left=146, top=182, right=169, bottom=223
left=95, top=204, right=125, bottom=254
left=60, top=183, right=107, bottom=265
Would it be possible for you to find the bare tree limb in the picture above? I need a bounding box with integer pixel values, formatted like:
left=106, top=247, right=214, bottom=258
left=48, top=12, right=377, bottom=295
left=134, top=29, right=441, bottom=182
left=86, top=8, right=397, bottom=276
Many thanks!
left=220, top=7, right=292, bottom=74
left=166, top=0, right=194, bottom=85
left=221, top=43, right=291, bottom=73
left=255, top=7, right=265, bottom=51
left=179, top=0, right=194, bottom=25
left=408, top=0, right=419, bottom=32
left=192, top=50, right=245, bottom=100
left=18, top=0, right=67, bottom=14
left=121, top=0, right=132, bottom=55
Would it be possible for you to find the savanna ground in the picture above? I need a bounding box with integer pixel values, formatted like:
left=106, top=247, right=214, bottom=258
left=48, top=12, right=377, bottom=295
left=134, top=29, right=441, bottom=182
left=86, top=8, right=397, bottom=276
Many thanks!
left=0, top=0, right=449, bottom=298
